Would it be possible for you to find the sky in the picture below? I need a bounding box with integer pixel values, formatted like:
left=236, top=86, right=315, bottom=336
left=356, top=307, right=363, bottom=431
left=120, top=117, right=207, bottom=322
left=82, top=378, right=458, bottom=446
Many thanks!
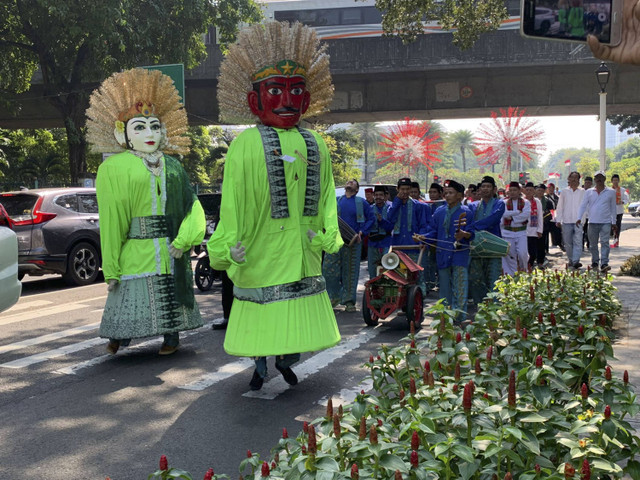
left=437, top=115, right=602, bottom=166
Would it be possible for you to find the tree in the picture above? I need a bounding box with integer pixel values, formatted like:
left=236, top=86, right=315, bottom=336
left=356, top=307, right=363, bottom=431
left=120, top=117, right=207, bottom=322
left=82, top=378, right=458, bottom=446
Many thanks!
left=608, top=115, right=640, bottom=135
left=1, top=0, right=261, bottom=183
left=612, top=137, right=640, bottom=162
left=315, top=126, right=362, bottom=186
left=347, top=122, right=382, bottom=182
left=372, top=0, right=508, bottom=49
left=447, top=129, right=475, bottom=173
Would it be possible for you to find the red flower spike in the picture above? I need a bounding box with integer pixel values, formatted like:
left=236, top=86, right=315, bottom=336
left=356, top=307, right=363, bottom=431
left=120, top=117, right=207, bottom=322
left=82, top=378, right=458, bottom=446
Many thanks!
left=581, top=458, right=591, bottom=480
left=456, top=332, right=462, bottom=343
left=424, top=360, right=431, bottom=373
left=375, top=405, right=379, bottom=411
left=358, top=416, right=367, bottom=440
left=605, top=366, right=612, bottom=381
left=624, top=370, right=629, bottom=384
left=428, top=372, right=435, bottom=388
left=600, top=314, right=607, bottom=326
left=301, top=445, right=307, bottom=455
left=360, top=389, right=365, bottom=395
left=469, top=379, right=475, bottom=394
left=530, top=285, right=535, bottom=301
left=581, top=299, right=586, bottom=309
left=308, top=425, right=317, bottom=454
left=410, top=450, right=419, bottom=468
left=437, top=337, right=442, bottom=352
left=565, top=462, right=576, bottom=478
left=422, top=368, right=429, bottom=384
left=338, top=404, right=343, bottom=418
left=465, top=332, right=471, bottom=342
left=463, top=382, right=473, bottom=411
left=274, top=453, right=279, bottom=463
left=369, top=425, right=378, bottom=445
left=247, top=450, right=252, bottom=459
left=578, top=325, right=584, bottom=337
left=272, top=461, right=276, bottom=469
left=581, top=383, right=588, bottom=399
left=377, top=419, right=383, bottom=427
left=604, top=405, right=611, bottom=419
left=261, top=461, right=270, bottom=477
left=399, top=389, right=405, bottom=401
left=204, top=468, right=214, bottom=480
left=282, top=428, right=288, bottom=439
left=515, top=317, right=521, bottom=333
left=535, top=464, right=541, bottom=474
left=522, top=327, right=528, bottom=340
left=350, top=464, right=359, bottom=480
left=369, top=355, right=374, bottom=364
left=505, top=473, right=513, bottom=480
left=487, top=346, right=493, bottom=361
left=453, top=384, right=459, bottom=393
left=475, top=358, right=482, bottom=374
left=326, top=398, right=333, bottom=420
left=411, top=431, right=420, bottom=450
left=333, top=413, right=341, bottom=439
left=550, top=313, right=556, bottom=326
left=410, top=339, right=416, bottom=349
left=508, top=370, right=516, bottom=407
left=303, top=422, right=309, bottom=434
left=535, top=355, right=543, bottom=368
left=410, top=320, right=416, bottom=334
left=377, top=355, right=381, bottom=360
left=538, top=312, right=543, bottom=323
left=395, top=470, right=402, bottom=480
left=455, top=362, right=461, bottom=381
left=483, top=392, right=489, bottom=399
left=159, top=455, right=168, bottom=471
left=547, top=344, right=553, bottom=360
left=410, top=378, right=417, bottom=395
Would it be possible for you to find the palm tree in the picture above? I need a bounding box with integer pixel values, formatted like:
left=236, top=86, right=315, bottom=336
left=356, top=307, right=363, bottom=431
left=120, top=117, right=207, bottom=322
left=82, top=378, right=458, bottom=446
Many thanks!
left=348, top=122, right=382, bottom=182
left=448, top=130, right=475, bottom=173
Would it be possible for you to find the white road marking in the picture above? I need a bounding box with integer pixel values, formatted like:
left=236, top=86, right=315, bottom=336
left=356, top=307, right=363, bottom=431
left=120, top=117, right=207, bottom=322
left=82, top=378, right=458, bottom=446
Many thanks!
left=178, top=358, right=255, bottom=391
left=1, top=337, right=105, bottom=368
left=0, top=295, right=107, bottom=326
left=242, top=328, right=381, bottom=400
left=1, top=300, right=52, bottom=313
left=0, top=322, right=100, bottom=354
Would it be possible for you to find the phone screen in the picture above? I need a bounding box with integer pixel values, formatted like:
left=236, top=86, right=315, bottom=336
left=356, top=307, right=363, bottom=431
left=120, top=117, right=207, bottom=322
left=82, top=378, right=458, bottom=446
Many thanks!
left=522, top=0, right=614, bottom=43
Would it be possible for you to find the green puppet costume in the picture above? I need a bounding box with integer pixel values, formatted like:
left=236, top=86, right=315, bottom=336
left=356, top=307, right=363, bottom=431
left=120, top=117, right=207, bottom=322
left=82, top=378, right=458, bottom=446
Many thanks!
left=208, top=126, right=342, bottom=356
left=86, top=68, right=205, bottom=354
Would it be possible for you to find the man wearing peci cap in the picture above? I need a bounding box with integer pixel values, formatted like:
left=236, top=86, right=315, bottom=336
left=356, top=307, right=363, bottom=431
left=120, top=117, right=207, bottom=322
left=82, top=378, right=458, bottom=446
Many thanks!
left=524, top=182, right=544, bottom=269
left=500, top=181, right=531, bottom=275
left=418, top=179, right=474, bottom=322
left=577, top=171, right=617, bottom=272
left=367, top=185, right=394, bottom=279
left=468, top=176, right=505, bottom=304
left=364, top=187, right=374, bottom=205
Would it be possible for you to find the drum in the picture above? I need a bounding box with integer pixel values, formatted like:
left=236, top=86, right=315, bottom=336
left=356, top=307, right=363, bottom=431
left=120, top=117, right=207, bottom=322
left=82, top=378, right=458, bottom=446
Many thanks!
left=470, top=230, right=510, bottom=258
left=338, top=217, right=359, bottom=246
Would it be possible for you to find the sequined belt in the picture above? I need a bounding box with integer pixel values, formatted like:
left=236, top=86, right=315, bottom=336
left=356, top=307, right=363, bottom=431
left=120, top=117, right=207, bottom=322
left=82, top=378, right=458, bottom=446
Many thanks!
left=233, top=276, right=326, bottom=305
left=128, top=215, right=169, bottom=239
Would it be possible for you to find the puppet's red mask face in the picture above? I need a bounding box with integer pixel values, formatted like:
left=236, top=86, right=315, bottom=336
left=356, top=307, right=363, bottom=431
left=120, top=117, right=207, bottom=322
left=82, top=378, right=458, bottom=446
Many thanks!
left=247, top=76, right=311, bottom=129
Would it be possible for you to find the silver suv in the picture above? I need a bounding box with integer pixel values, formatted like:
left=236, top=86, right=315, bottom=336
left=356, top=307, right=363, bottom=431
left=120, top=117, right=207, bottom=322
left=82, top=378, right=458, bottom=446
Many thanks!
left=0, top=188, right=101, bottom=286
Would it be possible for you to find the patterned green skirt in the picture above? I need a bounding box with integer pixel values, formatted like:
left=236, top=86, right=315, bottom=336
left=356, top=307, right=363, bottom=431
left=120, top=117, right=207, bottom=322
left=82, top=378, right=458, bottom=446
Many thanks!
left=100, top=274, right=202, bottom=340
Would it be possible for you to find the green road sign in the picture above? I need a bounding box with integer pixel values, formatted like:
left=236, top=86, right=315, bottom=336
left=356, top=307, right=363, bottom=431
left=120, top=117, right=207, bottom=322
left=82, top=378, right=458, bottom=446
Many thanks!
left=142, top=64, right=185, bottom=104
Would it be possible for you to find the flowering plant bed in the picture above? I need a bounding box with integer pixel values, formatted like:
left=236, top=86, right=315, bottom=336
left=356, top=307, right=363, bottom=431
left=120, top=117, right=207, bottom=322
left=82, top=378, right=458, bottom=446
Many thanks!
left=148, top=269, right=639, bottom=479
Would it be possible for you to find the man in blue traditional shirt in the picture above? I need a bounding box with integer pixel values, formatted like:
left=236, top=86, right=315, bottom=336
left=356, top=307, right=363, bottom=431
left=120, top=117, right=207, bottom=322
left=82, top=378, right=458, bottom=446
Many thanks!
left=468, top=175, right=505, bottom=306
left=387, top=177, right=430, bottom=295
left=367, top=185, right=394, bottom=279
left=323, top=179, right=375, bottom=312
left=418, top=179, right=474, bottom=323
left=426, top=182, right=445, bottom=291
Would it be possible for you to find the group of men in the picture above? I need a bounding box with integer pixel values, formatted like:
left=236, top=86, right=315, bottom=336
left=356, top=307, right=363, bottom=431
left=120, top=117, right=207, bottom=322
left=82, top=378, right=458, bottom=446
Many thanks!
left=324, top=170, right=629, bottom=323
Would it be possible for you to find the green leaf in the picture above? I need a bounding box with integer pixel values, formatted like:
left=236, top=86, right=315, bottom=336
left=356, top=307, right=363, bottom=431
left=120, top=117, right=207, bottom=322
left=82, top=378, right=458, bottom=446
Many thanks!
left=531, top=385, right=552, bottom=407
left=625, top=460, right=640, bottom=480
left=316, top=471, right=335, bottom=480
left=379, top=453, right=408, bottom=473
left=504, top=426, right=523, bottom=441
left=458, top=461, right=479, bottom=480
left=520, top=412, right=552, bottom=422
left=519, top=429, right=541, bottom=455
left=316, top=457, right=340, bottom=473
left=591, top=458, right=622, bottom=473
left=602, top=418, right=618, bottom=438
left=452, top=444, right=475, bottom=463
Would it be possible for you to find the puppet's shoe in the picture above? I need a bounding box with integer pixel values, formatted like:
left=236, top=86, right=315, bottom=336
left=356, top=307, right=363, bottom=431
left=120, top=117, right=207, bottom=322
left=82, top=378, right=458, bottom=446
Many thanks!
left=276, top=365, right=298, bottom=386
left=249, top=370, right=264, bottom=390
left=159, top=344, right=179, bottom=355
left=344, top=303, right=357, bottom=313
left=106, top=340, right=120, bottom=355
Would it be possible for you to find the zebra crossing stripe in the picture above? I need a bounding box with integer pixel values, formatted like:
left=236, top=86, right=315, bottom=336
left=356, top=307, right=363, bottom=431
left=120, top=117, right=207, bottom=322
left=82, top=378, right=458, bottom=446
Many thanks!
left=0, top=322, right=100, bottom=355
left=242, top=328, right=381, bottom=400
left=177, top=358, right=255, bottom=391
left=1, top=337, right=105, bottom=369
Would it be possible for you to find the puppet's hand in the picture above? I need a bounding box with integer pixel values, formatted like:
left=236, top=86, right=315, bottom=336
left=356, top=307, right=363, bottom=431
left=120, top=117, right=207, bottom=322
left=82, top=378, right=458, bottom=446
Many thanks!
left=230, top=241, right=246, bottom=263
left=307, top=229, right=317, bottom=242
left=107, top=279, right=119, bottom=292
left=169, top=243, right=184, bottom=259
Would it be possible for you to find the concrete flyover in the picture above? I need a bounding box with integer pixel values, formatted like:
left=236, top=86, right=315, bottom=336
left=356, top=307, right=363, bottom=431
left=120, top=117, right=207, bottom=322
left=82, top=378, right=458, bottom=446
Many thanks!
left=1, top=29, right=640, bottom=129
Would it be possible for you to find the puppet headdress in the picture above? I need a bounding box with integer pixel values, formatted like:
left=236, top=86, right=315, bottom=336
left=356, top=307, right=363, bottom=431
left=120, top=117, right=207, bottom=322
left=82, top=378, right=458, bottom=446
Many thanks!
left=217, top=21, right=334, bottom=124
left=86, top=68, right=190, bottom=155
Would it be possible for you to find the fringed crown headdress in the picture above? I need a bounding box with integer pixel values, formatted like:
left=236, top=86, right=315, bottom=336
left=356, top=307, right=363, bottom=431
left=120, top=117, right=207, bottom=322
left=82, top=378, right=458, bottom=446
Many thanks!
left=86, top=68, right=190, bottom=155
left=217, top=21, right=334, bottom=124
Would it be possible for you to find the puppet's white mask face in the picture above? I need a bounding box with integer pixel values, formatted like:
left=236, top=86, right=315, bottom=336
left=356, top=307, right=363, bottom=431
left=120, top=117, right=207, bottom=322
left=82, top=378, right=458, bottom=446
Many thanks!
left=124, top=116, right=162, bottom=153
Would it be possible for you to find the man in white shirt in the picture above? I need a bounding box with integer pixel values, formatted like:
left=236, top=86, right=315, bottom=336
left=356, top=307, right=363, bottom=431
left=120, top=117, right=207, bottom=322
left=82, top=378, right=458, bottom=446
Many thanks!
left=501, top=181, right=531, bottom=275
left=577, top=171, right=617, bottom=273
left=555, top=171, right=585, bottom=269
left=610, top=174, right=629, bottom=248
left=524, top=182, right=544, bottom=269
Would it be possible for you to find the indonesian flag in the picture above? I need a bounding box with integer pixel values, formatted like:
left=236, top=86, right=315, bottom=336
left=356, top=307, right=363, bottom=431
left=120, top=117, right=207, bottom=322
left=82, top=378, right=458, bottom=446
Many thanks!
left=564, top=159, right=571, bottom=166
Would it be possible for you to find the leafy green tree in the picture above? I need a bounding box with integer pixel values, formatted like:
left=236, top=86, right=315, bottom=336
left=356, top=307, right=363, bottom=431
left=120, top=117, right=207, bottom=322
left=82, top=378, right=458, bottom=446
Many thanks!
left=1, top=0, right=261, bottom=184
left=181, top=126, right=230, bottom=192
left=348, top=122, right=383, bottom=182
left=446, top=129, right=476, bottom=172
left=373, top=0, right=508, bottom=49
left=612, top=137, right=640, bottom=162
left=609, top=156, right=640, bottom=200
left=608, top=115, right=640, bottom=135
left=315, top=126, right=362, bottom=186
left=575, top=156, right=600, bottom=179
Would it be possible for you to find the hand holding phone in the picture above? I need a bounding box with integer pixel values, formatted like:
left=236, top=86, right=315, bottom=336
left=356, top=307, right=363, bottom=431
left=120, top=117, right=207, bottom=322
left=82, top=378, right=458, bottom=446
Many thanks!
left=588, top=0, right=640, bottom=63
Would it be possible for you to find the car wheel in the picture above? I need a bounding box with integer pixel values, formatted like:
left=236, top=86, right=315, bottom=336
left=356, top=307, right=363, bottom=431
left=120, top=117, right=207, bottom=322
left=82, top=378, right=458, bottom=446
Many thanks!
left=63, top=242, right=100, bottom=286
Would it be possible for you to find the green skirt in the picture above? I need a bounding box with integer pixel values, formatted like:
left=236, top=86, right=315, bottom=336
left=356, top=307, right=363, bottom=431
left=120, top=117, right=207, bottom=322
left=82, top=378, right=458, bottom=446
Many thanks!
left=100, top=274, right=203, bottom=340
left=223, top=290, right=341, bottom=357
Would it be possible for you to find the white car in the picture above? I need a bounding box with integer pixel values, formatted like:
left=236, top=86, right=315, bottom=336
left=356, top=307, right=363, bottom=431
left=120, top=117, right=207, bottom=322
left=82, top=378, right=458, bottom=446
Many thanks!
left=0, top=205, right=21, bottom=313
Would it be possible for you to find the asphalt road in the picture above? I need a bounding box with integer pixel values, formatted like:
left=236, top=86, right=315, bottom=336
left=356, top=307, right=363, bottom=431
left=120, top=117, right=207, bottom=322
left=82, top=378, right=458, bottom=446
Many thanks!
left=2, top=215, right=638, bottom=479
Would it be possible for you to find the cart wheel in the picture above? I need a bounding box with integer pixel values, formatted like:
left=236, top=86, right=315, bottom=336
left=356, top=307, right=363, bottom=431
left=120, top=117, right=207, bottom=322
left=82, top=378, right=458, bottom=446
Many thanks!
left=194, top=257, right=215, bottom=292
left=406, top=285, right=424, bottom=329
left=362, top=291, right=379, bottom=327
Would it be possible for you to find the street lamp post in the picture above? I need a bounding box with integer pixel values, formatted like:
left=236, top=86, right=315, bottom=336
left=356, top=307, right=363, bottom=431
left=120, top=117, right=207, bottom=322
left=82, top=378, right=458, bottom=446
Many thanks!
left=596, top=62, right=611, bottom=172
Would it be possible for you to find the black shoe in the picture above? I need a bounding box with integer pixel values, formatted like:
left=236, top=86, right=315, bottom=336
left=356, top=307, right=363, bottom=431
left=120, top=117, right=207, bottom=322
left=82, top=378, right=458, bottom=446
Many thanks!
left=591, top=263, right=598, bottom=269
left=211, top=317, right=228, bottom=330
left=601, top=264, right=611, bottom=273
left=249, top=370, right=264, bottom=390
left=573, top=262, right=582, bottom=269
left=276, top=365, right=298, bottom=386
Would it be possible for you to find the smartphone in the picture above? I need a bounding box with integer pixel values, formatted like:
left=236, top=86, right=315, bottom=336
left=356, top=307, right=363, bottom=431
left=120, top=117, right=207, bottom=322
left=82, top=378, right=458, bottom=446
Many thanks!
left=521, top=0, right=622, bottom=46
